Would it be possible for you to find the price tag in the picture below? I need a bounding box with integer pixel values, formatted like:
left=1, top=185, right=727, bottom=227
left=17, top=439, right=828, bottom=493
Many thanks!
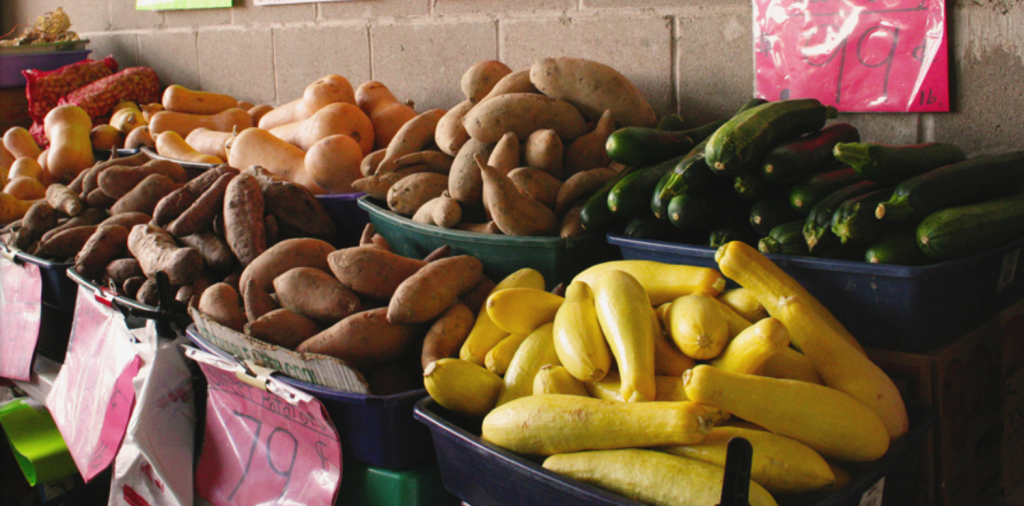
left=0, top=253, right=43, bottom=381
left=754, top=0, right=949, bottom=112
left=46, top=286, right=141, bottom=482
left=188, top=347, right=342, bottom=506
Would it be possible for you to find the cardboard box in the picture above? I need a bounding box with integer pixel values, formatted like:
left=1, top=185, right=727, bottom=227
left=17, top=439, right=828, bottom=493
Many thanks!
left=867, top=298, right=1024, bottom=506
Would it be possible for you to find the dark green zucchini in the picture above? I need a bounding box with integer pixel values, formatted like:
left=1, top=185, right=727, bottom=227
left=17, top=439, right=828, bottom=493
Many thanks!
left=833, top=142, right=966, bottom=185
left=750, top=195, right=803, bottom=236
left=651, top=170, right=674, bottom=220
left=705, top=98, right=838, bottom=177
left=916, top=191, right=1024, bottom=260
left=606, top=119, right=726, bottom=167
left=734, top=172, right=781, bottom=201
left=758, top=220, right=809, bottom=256
left=877, top=151, right=1024, bottom=222
left=657, top=113, right=687, bottom=132
left=666, top=190, right=737, bottom=231
left=608, top=155, right=685, bottom=219
left=709, top=221, right=760, bottom=248
left=865, top=229, right=934, bottom=265
left=790, top=167, right=863, bottom=216
left=830, top=187, right=895, bottom=245
left=623, top=216, right=676, bottom=241
left=580, top=165, right=641, bottom=233
left=803, top=181, right=878, bottom=252
left=761, top=122, right=860, bottom=184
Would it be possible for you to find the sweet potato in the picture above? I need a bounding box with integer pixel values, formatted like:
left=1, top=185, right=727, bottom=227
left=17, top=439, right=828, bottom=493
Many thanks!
left=21, top=202, right=58, bottom=240
left=176, top=272, right=215, bottom=307
left=478, top=68, right=539, bottom=102
left=273, top=267, right=362, bottom=326
left=524, top=129, right=564, bottom=179
left=178, top=230, right=235, bottom=272
left=222, top=173, right=265, bottom=266
left=462, top=93, right=588, bottom=144
left=97, top=160, right=188, bottom=198
left=529, top=56, right=656, bottom=127
left=86, top=188, right=117, bottom=208
left=254, top=174, right=338, bottom=243
left=263, top=214, right=278, bottom=245
left=167, top=172, right=235, bottom=237
left=507, top=167, right=562, bottom=210
left=198, top=282, right=247, bottom=332
left=376, top=109, right=447, bottom=175
left=246, top=308, right=322, bottom=349
left=75, top=224, right=129, bottom=280
left=100, top=212, right=151, bottom=230
left=477, top=155, right=558, bottom=236
left=447, top=138, right=492, bottom=207
left=79, top=167, right=101, bottom=197
left=560, top=205, right=585, bottom=238
left=458, top=274, right=495, bottom=315
left=434, top=100, right=474, bottom=156
left=127, top=223, right=203, bottom=285
left=421, top=303, right=475, bottom=369
left=412, top=196, right=462, bottom=228
left=137, top=278, right=159, bottom=306
left=105, top=258, right=143, bottom=287
left=35, top=225, right=98, bottom=260
left=327, top=245, right=427, bottom=301
left=122, top=275, right=146, bottom=298
left=555, top=167, right=617, bottom=215
left=360, top=148, right=387, bottom=177
left=462, top=60, right=514, bottom=103
left=295, top=307, right=423, bottom=370
left=564, top=109, right=615, bottom=177
left=151, top=167, right=228, bottom=226
left=387, top=255, right=483, bottom=324
left=454, top=221, right=502, bottom=234
left=45, top=184, right=83, bottom=217
left=386, top=172, right=448, bottom=216
left=111, top=174, right=181, bottom=215
left=392, top=151, right=455, bottom=175
left=239, top=238, right=336, bottom=321
left=486, top=132, right=520, bottom=176
left=40, top=207, right=107, bottom=243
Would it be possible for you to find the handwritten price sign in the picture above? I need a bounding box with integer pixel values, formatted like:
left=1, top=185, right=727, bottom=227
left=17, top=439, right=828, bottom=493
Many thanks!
left=0, top=254, right=42, bottom=381
left=190, top=349, right=342, bottom=506
left=754, top=0, right=949, bottom=112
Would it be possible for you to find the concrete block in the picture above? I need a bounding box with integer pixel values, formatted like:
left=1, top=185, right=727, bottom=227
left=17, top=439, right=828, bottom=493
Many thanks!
left=502, top=15, right=674, bottom=117
left=165, top=6, right=231, bottom=28
left=675, top=6, right=754, bottom=125
left=371, top=20, right=497, bottom=110
left=85, top=33, right=140, bottom=69
left=273, top=24, right=371, bottom=105
left=319, top=0, right=430, bottom=21
left=232, top=0, right=315, bottom=26
left=198, top=27, right=276, bottom=104
left=138, top=30, right=200, bottom=91
left=110, top=0, right=165, bottom=30
left=838, top=113, right=920, bottom=147
left=434, top=0, right=574, bottom=16
left=64, top=0, right=110, bottom=33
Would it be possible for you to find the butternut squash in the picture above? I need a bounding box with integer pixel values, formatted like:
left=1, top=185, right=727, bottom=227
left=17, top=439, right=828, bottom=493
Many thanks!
left=574, top=260, right=726, bottom=306
left=355, top=80, right=418, bottom=151
left=155, top=131, right=223, bottom=165
left=148, top=108, right=252, bottom=138
left=44, top=105, right=95, bottom=183
left=109, top=102, right=147, bottom=134
left=552, top=280, right=611, bottom=381
left=124, top=125, right=155, bottom=150
left=494, top=322, right=561, bottom=407
left=0, top=192, right=40, bottom=224
left=162, top=84, right=238, bottom=115
left=304, top=134, right=364, bottom=194
left=460, top=268, right=546, bottom=366
left=269, top=102, right=374, bottom=154
left=90, top=125, right=123, bottom=151
left=483, top=394, right=713, bottom=455
left=303, top=74, right=356, bottom=114
left=227, top=127, right=326, bottom=194
left=423, top=358, right=503, bottom=418
left=3, top=126, right=42, bottom=160
left=8, top=157, right=45, bottom=182
left=591, top=269, right=657, bottom=402
left=185, top=128, right=232, bottom=160
left=247, top=104, right=274, bottom=126
left=258, top=99, right=309, bottom=130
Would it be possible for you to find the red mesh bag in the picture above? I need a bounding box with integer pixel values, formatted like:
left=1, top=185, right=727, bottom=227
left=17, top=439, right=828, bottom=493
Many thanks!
left=57, top=67, right=161, bottom=121
left=29, top=121, right=47, bottom=148
left=22, top=56, right=119, bottom=123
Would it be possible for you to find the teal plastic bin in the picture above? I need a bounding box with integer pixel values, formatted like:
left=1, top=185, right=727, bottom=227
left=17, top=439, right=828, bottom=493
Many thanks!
left=338, top=457, right=460, bottom=506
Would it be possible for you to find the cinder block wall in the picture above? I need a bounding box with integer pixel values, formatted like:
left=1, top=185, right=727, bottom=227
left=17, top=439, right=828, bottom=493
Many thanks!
left=3, top=1, right=1023, bottom=155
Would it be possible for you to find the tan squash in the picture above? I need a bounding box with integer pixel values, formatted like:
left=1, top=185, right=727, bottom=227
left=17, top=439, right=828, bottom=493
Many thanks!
left=148, top=108, right=253, bottom=138
left=303, top=74, right=356, bottom=113
left=44, top=105, right=95, bottom=183
left=227, top=127, right=326, bottom=194
left=304, top=134, right=364, bottom=194
left=269, top=102, right=374, bottom=154
left=355, top=80, right=418, bottom=151
left=162, top=84, right=239, bottom=115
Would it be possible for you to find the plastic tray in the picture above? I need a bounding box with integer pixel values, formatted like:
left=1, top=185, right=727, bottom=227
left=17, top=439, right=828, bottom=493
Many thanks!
left=93, top=147, right=141, bottom=160
left=316, top=192, right=370, bottom=247
left=608, top=234, right=1024, bottom=352
left=140, top=146, right=219, bottom=172
left=185, top=325, right=435, bottom=470
left=414, top=398, right=935, bottom=506
left=0, top=49, right=91, bottom=88
left=0, top=246, right=77, bottom=362
left=358, top=196, right=621, bottom=290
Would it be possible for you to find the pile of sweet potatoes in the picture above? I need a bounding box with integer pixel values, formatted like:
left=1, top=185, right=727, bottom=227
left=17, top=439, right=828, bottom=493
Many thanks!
left=354, top=57, right=654, bottom=238
left=197, top=229, right=493, bottom=395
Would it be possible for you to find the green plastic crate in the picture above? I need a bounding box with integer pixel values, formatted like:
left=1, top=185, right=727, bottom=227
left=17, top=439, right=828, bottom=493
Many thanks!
left=358, top=196, right=621, bottom=289
left=338, top=458, right=459, bottom=506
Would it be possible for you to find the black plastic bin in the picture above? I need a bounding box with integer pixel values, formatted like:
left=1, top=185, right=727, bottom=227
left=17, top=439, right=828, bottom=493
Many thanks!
left=413, top=398, right=935, bottom=506
left=0, top=246, right=77, bottom=362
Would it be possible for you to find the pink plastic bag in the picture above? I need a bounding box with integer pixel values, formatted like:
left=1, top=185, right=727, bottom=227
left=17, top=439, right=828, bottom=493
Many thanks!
left=0, top=254, right=42, bottom=381
left=22, top=56, right=118, bottom=123
left=753, top=0, right=949, bottom=112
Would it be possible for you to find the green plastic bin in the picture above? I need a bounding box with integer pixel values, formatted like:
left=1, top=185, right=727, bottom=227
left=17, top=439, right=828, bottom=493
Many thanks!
left=358, top=196, right=621, bottom=289
left=338, top=457, right=460, bottom=506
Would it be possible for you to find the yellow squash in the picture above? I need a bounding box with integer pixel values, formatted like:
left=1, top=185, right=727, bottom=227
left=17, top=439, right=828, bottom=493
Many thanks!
left=573, top=260, right=726, bottom=305
left=494, top=322, right=560, bottom=407
left=667, top=292, right=730, bottom=360
left=591, top=270, right=657, bottom=402
left=423, top=358, right=503, bottom=418
left=552, top=280, right=612, bottom=381
left=761, top=347, right=824, bottom=385
left=584, top=373, right=688, bottom=402
left=460, top=268, right=545, bottom=365
left=718, top=287, right=768, bottom=322
left=484, top=333, right=528, bottom=376
left=710, top=317, right=790, bottom=375
left=486, top=287, right=564, bottom=335
left=533, top=365, right=591, bottom=397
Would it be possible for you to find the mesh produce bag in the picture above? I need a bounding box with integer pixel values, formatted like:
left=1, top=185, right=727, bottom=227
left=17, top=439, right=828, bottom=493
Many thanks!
left=22, top=57, right=119, bottom=124
left=57, top=67, right=161, bottom=121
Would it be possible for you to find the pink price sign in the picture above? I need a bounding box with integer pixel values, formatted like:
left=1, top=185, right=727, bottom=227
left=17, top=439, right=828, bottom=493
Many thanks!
left=754, top=0, right=949, bottom=112
left=0, top=254, right=42, bottom=381
left=193, top=354, right=342, bottom=506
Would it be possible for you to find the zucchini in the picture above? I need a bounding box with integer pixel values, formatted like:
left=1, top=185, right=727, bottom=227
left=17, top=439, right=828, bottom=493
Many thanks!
left=789, top=167, right=863, bottom=216
left=705, top=98, right=838, bottom=177
left=865, top=229, right=933, bottom=265
left=666, top=190, right=737, bottom=231
left=608, top=155, right=685, bottom=219
left=877, top=151, right=1024, bottom=222
left=708, top=221, right=760, bottom=248
left=651, top=170, right=674, bottom=220
left=657, top=113, right=687, bottom=132
left=761, top=123, right=860, bottom=184
left=606, top=119, right=726, bottom=167
left=833, top=142, right=966, bottom=185
left=803, top=181, right=878, bottom=252
left=830, top=187, right=895, bottom=245
left=623, top=216, right=678, bottom=241
left=580, top=166, right=641, bottom=233
left=758, top=220, right=809, bottom=256
left=734, top=172, right=780, bottom=201
left=916, top=191, right=1024, bottom=260
left=750, top=196, right=803, bottom=236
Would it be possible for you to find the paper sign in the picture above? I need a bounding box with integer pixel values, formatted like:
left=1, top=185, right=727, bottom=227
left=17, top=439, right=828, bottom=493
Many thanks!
left=136, top=0, right=231, bottom=10
left=0, top=255, right=43, bottom=381
left=754, top=0, right=949, bottom=112
left=188, top=347, right=342, bottom=506
left=46, top=286, right=141, bottom=482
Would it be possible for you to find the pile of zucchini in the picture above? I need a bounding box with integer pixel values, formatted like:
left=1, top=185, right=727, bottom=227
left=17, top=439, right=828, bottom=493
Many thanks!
left=582, top=97, right=1024, bottom=265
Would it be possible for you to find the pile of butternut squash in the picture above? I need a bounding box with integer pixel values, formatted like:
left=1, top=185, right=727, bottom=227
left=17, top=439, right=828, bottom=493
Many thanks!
left=424, top=242, right=910, bottom=506
left=357, top=56, right=657, bottom=238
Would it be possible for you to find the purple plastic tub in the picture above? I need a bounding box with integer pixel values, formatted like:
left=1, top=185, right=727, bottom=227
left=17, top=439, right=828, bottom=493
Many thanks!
left=0, top=49, right=91, bottom=88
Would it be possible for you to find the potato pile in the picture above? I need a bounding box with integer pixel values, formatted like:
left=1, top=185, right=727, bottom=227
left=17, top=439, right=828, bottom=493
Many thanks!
left=0, top=152, right=338, bottom=309
left=197, top=229, right=495, bottom=395
left=354, top=57, right=657, bottom=238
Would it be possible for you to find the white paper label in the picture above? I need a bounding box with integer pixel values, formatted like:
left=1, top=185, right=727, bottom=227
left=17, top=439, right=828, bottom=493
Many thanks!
left=860, top=477, right=885, bottom=506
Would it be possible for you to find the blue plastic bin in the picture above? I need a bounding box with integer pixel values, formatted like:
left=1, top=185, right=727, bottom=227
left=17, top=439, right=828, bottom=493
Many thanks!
left=185, top=325, right=434, bottom=470
left=0, top=49, right=91, bottom=88
left=608, top=234, right=1024, bottom=352
left=316, top=192, right=371, bottom=248
left=414, top=398, right=935, bottom=506
left=0, top=246, right=77, bottom=362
